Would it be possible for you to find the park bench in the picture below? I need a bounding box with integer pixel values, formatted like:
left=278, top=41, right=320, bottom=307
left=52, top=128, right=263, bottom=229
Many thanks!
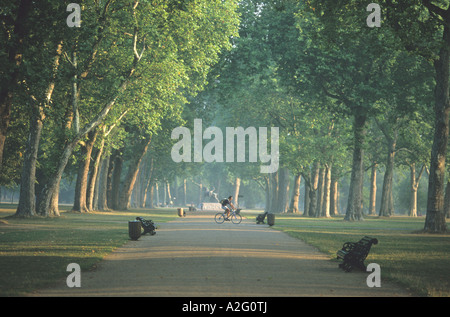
left=136, top=217, right=157, bottom=235
left=337, top=236, right=378, bottom=272
left=256, top=212, right=268, bottom=224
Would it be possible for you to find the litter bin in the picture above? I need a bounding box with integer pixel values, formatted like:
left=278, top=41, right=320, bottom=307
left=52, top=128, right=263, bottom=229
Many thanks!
left=128, top=220, right=141, bottom=240
left=267, top=213, right=275, bottom=226
left=178, top=208, right=184, bottom=217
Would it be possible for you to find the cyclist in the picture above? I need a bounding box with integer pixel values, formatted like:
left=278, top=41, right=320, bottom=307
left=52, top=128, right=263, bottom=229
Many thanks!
left=221, top=196, right=236, bottom=220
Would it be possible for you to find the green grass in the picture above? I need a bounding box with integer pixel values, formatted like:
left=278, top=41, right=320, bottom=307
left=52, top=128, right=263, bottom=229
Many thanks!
left=0, top=204, right=178, bottom=296
left=262, top=212, right=450, bottom=297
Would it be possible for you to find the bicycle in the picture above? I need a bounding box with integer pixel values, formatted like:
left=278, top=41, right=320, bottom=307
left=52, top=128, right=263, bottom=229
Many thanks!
left=215, top=208, right=242, bottom=224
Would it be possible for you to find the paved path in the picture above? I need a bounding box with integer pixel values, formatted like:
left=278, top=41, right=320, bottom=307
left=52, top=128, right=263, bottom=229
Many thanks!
left=32, top=212, right=412, bottom=297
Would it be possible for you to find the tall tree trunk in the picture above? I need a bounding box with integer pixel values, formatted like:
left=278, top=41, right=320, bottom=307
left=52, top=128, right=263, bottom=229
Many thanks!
left=316, top=167, right=325, bottom=217
left=110, top=153, right=123, bottom=210
left=35, top=62, right=140, bottom=216
left=344, top=114, right=366, bottom=221
left=330, top=174, right=339, bottom=216
left=369, top=163, right=378, bottom=215
left=269, top=171, right=279, bottom=213
left=173, top=176, right=178, bottom=206
left=72, top=130, right=98, bottom=212
left=288, top=173, right=301, bottom=213
left=116, top=137, right=152, bottom=210
left=308, top=161, right=319, bottom=217
left=379, top=138, right=396, bottom=217
left=409, top=163, right=425, bottom=217
left=141, top=158, right=153, bottom=208
left=166, top=181, right=172, bottom=205
left=234, top=177, right=241, bottom=206
left=36, top=141, right=78, bottom=217
left=444, top=180, right=450, bottom=219
left=264, top=176, right=270, bottom=213
left=87, top=132, right=105, bottom=211
left=97, top=155, right=110, bottom=211
left=14, top=109, right=43, bottom=218
left=277, top=167, right=290, bottom=213
left=155, top=182, right=160, bottom=207
left=148, top=184, right=154, bottom=208
left=15, top=40, right=62, bottom=217
left=303, top=169, right=310, bottom=216
left=424, top=26, right=450, bottom=233
left=322, top=164, right=331, bottom=218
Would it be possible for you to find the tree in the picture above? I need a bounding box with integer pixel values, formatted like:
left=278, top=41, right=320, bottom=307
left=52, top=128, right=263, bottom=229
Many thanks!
left=295, top=1, right=400, bottom=220
left=12, top=0, right=239, bottom=217
left=382, top=0, right=448, bottom=232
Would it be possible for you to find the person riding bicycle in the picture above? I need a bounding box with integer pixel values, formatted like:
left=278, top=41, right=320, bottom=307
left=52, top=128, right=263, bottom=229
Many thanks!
left=221, top=196, right=235, bottom=220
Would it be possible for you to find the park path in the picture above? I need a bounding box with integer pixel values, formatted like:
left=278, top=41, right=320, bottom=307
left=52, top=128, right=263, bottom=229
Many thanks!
left=31, top=212, right=412, bottom=297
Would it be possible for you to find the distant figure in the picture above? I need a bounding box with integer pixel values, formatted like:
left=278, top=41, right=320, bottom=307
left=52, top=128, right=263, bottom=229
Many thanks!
left=221, top=196, right=236, bottom=220
left=205, top=186, right=220, bottom=202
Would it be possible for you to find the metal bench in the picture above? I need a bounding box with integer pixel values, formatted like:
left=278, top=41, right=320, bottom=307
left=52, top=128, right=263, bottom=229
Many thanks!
left=256, top=212, right=268, bottom=224
left=337, top=236, right=378, bottom=272
left=136, top=217, right=156, bottom=235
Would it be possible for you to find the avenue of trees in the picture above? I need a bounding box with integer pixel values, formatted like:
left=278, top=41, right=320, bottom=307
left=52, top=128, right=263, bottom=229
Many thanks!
left=1, top=0, right=449, bottom=233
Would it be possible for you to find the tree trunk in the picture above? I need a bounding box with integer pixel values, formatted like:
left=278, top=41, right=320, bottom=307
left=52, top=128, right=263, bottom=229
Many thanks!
left=288, top=173, right=301, bottom=213
left=269, top=172, right=279, bottom=213
left=14, top=40, right=62, bottom=217
left=264, top=176, right=270, bottom=213
left=303, top=169, right=310, bottom=216
left=97, top=155, right=110, bottom=211
left=344, top=114, right=366, bottom=221
left=308, top=161, right=319, bottom=217
left=424, top=26, right=450, bottom=233
left=368, top=163, right=377, bottom=215
left=277, top=167, right=290, bottom=213
left=155, top=182, right=160, bottom=207
left=116, top=137, right=152, bottom=210
left=72, top=130, right=98, bottom=213
left=87, top=132, right=105, bottom=211
left=141, top=158, right=153, bottom=208
left=444, top=181, right=450, bottom=219
left=14, top=110, right=43, bottom=218
left=148, top=184, right=154, bottom=208
left=36, top=141, right=78, bottom=217
left=322, top=164, right=331, bottom=217
left=410, top=163, right=418, bottom=217
left=316, top=167, right=325, bottom=217
left=110, top=152, right=123, bottom=210
left=166, top=181, right=172, bottom=205
left=379, top=134, right=396, bottom=217
left=34, top=51, right=140, bottom=217
left=234, top=177, right=241, bottom=206
left=409, top=163, right=425, bottom=217
left=330, top=175, right=339, bottom=216
left=377, top=123, right=398, bottom=217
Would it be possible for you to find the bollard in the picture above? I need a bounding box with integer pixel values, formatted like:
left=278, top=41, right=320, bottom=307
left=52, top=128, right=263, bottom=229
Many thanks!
left=128, top=220, right=141, bottom=240
left=267, top=213, right=275, bottom=226
left=178, top=208, right=184, bottom=217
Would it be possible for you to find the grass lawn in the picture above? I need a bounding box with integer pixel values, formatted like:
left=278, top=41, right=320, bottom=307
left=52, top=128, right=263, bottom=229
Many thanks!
left=258, top=212, right=450, bottom=297
left=0, top=204, right=178, bottom=296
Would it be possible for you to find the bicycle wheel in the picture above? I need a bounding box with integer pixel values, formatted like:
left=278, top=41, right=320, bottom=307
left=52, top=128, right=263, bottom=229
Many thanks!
left=215, top=212, right=225, bottom=224
left=231, top=213, right=242, bottom=224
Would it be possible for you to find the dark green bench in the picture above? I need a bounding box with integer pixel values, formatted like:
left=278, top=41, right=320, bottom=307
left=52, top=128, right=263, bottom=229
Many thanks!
left=136, top=217, right=156, bottom=236
left=337, top=236, right=378, bottom=272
